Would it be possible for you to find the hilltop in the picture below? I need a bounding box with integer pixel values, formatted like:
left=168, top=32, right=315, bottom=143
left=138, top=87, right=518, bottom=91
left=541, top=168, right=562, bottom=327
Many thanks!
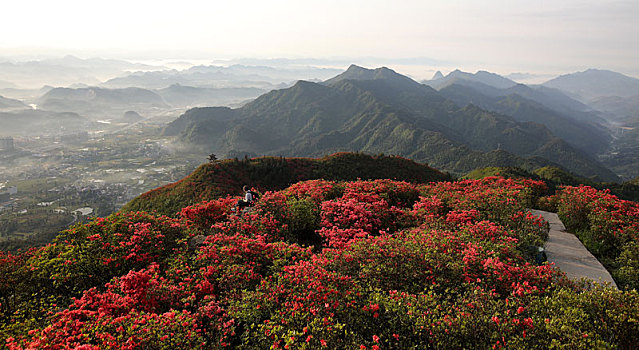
left=121, top=152, right=450, bottom=216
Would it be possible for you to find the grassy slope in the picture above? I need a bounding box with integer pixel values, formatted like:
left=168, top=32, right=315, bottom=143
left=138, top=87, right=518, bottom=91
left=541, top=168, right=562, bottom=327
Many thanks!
left=121, top=152, right=451, bottom=216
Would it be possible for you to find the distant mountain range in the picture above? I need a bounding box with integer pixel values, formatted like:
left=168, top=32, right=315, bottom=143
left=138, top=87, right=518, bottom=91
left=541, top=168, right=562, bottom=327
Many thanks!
left=543, top=69, right=639, bottom=102
left=38, top=87, right=168, bottom=117
left=32, top=84, right=270, bottom=116
left=164, top=65, right=619, bottom=182
left=424, top=69, right=518, bottom=90
left=156, top=84, right=267, bottom=109
left=437, top=82, right=610, bottom=155
left=0, top=110, right=92, bottom=136
left=589, top=95, right=639, bottom=124
left=0, top=55, right=161, bottom=89
left=102, top=64, right=341, bottom=90
left=0, top=95, right=26, bottom=110
left=2, top=58, right=639, bottom=181
left=541, top=69, right=639, bottom=123
left=533, top=69, right=639, bottom=178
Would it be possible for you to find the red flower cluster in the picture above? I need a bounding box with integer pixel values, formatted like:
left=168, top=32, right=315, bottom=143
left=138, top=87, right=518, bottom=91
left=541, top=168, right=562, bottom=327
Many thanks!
left=3, top=178, right=638, bottom=349
left=180, top=196, right=237, bottom=230
left=551, top=185, right=639, bottom=289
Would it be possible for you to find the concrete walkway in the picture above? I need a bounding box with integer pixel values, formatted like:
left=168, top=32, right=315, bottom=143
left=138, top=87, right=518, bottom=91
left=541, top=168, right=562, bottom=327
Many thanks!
left=530, top=209, right=618, bottom=289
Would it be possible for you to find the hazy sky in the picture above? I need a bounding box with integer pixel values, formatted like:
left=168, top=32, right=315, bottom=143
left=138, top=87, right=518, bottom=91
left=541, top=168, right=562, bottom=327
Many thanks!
left=2, top=0, right=638, bottom=78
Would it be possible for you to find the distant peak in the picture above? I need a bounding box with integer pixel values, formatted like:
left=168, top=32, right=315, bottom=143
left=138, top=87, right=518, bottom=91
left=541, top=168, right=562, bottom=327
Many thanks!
left=293, top=79, right=315, bottom=86
left=343, top=64, right=396, bottom=76
left=345, top=64, right=370, bottom=72
left=431, top=68, right=516, bottom=89
left=324, top=64, right=420, bottom=88
left=288, top=80, right=327, bottom=92
left=431, top=71, right=444, bottom=80
left=445, top=69, right=466, bottom=78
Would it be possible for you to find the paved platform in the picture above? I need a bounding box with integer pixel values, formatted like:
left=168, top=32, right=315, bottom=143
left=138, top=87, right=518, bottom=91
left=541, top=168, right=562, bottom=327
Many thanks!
left=530, top=209, right=618, bottom=289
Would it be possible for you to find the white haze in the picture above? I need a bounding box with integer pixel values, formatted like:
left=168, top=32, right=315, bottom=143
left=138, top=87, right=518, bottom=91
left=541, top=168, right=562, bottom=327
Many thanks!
left=1, top=0, right=638, bottom=79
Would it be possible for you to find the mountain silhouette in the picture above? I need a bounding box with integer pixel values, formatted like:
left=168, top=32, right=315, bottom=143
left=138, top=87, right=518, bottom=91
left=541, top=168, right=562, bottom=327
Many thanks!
left=424, top=69, right=518, bottom=90
left=543, top=69, right=639, bottom=102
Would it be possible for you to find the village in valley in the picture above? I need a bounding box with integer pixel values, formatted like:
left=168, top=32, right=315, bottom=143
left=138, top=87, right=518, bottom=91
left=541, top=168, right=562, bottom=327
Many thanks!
left=0, top=126, right=202, bottom=250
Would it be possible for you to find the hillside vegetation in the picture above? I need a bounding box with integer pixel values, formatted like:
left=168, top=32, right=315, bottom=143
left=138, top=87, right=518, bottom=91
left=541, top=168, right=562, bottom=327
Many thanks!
left=3, top=172, right=639, bottom=348
left=121, top=153, right=450, bottom=216
left=465, top=165, right=639, bottom=202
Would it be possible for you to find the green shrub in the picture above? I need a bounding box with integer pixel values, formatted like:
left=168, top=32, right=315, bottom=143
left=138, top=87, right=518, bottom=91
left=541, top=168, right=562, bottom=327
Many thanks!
left=615, top=242, right=639, bottom=291
left=285, top=198, right=321, bottom=245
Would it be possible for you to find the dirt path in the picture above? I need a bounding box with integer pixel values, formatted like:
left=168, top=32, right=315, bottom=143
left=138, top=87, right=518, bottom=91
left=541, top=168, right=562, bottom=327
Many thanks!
left=530, top=209, right=618, bottom=289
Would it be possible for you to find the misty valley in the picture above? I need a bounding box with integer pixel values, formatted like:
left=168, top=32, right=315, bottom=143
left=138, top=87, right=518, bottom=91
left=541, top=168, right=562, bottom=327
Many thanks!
left=0, top=58, right=338, bottom=250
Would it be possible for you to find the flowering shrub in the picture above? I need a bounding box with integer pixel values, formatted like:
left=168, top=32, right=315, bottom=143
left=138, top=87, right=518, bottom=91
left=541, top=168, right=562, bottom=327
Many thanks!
left=6, top=265, right=208, bottom=349
left=343, top=179, right=421, bottom=208
left=25, top=212, right=189, bottom=298
left=2, top=177, right=638, bottom=349
left=283, top=179, right=344, bottom=204
left=208, top=192, right=291, bottom=243
left=179, top=196, right=237, bottom=230
left=421, top=177, right=547, bottom=224
left=552, top=185, right=639, bottom=290
left=0, top=250, right=31, bottom=314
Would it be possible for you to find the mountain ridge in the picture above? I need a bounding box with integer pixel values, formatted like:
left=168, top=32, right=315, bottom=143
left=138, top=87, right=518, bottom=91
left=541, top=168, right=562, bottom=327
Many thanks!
left=38, top=86, right=168, bottom=117
left=423, top=69, right=518, bottom=90
left=0, top=95, right=27, bottom=110
left=163, top=65, right=619, bottom=182
left=543, top=68, right=639, bottom=102
left=438, top=83, right=611, bottom=155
